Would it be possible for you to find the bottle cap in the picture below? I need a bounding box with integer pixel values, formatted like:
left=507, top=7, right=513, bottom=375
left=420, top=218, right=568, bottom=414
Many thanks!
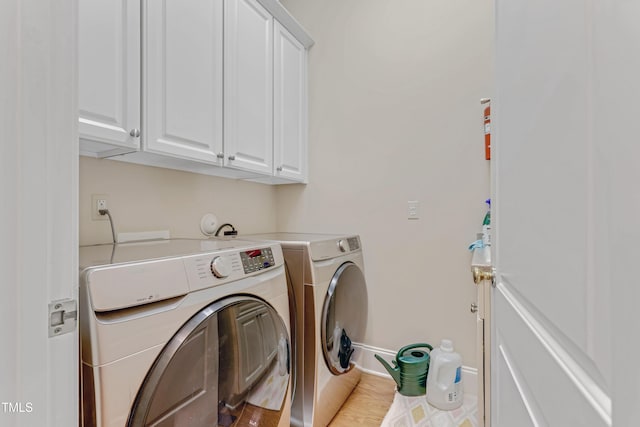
left=441, top=339, right=453, bottom=352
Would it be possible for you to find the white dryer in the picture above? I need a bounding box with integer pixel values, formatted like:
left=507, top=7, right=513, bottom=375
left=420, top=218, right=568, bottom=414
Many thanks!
left=79, top=238, right=292, bottom=427
left=248, top=233, right=368, bottom=427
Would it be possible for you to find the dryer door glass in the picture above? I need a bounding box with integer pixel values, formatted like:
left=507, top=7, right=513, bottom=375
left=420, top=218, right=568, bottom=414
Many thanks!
left=127, top=296, right=290, bottom=427
left=321, top=262, right=368, bottom=375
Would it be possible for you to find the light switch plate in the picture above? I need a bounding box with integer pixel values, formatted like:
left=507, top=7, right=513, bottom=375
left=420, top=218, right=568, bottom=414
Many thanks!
left=408, top=200, right=420, bottom=219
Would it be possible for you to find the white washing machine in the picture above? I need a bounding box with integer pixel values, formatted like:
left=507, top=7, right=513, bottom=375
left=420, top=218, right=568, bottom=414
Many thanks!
left=248, top=233, right=368, bottom=427
left=79, top=238, right=292, bottom=427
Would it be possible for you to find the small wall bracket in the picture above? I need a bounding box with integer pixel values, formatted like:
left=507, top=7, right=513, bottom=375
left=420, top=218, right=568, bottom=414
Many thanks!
left=200, top=213, right=219, bottom=236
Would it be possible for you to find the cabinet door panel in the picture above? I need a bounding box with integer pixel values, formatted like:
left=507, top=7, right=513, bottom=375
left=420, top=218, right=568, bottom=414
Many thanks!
left=274, top=21, right=307, bottom=182
left=78, top=0, right=139, bottom=151
left=224, top=0, right=273, bottom=174
left=144, top=0, right=223, bottom=163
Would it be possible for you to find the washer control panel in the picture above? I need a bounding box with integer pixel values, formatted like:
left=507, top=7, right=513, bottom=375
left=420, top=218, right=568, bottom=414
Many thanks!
left=240, top=248, right=275, bottom=274
left=182, top=243, right=283, bottom=292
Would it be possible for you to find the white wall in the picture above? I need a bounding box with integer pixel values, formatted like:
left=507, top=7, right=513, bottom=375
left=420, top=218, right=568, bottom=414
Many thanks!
left=277, top=0, right=493, bottom=367
left=79, top=157, right=278, bottom=245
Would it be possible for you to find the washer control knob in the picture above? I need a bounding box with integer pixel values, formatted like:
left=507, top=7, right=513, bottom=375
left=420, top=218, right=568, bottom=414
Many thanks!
left=210, top=256, right=231, bottom=278
left=338, top=239, right=348, bottom=253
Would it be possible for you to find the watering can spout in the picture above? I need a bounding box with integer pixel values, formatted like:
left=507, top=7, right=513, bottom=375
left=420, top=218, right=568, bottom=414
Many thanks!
left=375, top=354, right=401, bottom=387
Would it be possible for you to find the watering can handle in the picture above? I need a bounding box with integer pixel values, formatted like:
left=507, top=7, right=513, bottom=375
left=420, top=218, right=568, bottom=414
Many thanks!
left=398, top=343, right=433, bottom=356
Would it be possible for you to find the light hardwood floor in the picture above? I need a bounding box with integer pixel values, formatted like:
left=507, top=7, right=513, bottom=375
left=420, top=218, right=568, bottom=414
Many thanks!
left=328, top=373, right=396, bottom=426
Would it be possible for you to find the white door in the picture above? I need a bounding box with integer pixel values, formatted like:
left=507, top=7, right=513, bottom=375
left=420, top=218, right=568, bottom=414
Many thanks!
left=78, top=0, right=140, bottom=155
left=273, top=20, right=308, bottom=183
left=492, top=0, right=640, bottom=425
left=1, top=0, right=78, bottom=426
left=144, top=0, right=224, bottom=164
left=224, top=0, right=274, bottom=175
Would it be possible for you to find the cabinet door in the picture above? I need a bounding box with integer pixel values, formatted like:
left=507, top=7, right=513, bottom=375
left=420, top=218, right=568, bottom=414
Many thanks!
left=78, top=0, right=140, bottom=154
left=224, top=0, right=274, bottom=175
left=144, top=0, right=223, bottom=164
left=274, top=21, right=308, bottom=183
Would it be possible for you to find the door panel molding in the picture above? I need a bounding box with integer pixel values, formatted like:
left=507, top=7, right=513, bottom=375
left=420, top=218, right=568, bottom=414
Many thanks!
left=496, top=340, right=543, bottom=426
left=494, top=279, right=611, bottom=426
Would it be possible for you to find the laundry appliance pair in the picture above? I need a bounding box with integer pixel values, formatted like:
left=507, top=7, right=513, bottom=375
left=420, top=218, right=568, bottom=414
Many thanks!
left=80, top=233, right=368, bottom=427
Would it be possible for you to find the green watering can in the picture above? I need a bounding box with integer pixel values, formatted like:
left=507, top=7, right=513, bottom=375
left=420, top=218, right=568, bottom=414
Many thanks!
left=375, top=343, right=433, bottom=396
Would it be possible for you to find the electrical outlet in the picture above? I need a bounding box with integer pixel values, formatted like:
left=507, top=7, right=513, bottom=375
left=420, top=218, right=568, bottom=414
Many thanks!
left=91, top=194, right=109, bottom=220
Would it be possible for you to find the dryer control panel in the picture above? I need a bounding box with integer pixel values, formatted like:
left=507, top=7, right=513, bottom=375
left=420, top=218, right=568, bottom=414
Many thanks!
left=240, top=247, right=275, bottom=273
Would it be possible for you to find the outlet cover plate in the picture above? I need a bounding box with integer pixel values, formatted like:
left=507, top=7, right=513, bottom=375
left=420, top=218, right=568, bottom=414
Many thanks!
left=91, top=194, right=109, bottom=221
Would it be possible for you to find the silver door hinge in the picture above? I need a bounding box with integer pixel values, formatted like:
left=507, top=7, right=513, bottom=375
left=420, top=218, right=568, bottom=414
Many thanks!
left=48, top=299, right=77, bottom=337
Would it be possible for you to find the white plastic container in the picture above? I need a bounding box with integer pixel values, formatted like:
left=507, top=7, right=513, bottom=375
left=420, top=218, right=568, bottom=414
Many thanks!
left=426, top=339, right=464, bottom=410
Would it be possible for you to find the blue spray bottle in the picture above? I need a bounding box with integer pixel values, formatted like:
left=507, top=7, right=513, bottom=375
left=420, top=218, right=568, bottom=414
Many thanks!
left=482, top=198, right=491, bottom=247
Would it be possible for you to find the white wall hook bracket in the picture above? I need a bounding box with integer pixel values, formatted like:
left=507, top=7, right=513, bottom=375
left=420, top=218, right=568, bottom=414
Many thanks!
left=200, top=213, right=219, bottom=236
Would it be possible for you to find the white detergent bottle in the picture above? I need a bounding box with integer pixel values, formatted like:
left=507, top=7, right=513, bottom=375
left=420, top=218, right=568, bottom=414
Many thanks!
left=426, top=339, right=463, bottom=410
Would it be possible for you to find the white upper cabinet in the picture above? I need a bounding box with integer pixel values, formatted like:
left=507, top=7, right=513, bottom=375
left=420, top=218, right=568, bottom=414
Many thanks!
left=78, top=0, right=140, bottom=156
left=273, top=21, right=308, bottom=183
left=78, top=0, right=313, bottom=184
left=224, top=0, right=274, bottom=175
left=144, top=0, right=223, bottom=164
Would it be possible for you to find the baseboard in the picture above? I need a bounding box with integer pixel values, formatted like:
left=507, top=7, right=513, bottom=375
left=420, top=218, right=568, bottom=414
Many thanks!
left=354, top=342, right=478, bottom=396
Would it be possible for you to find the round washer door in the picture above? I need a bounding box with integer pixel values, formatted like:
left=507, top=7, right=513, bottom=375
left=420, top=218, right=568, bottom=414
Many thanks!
left=321, top=261, right=368, bottom=375
left=128, top=296, right=290, bottom=427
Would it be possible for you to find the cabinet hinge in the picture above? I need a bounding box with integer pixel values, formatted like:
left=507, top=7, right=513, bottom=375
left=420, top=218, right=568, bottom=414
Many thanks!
left=48, top=299, right=77, bottom=337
